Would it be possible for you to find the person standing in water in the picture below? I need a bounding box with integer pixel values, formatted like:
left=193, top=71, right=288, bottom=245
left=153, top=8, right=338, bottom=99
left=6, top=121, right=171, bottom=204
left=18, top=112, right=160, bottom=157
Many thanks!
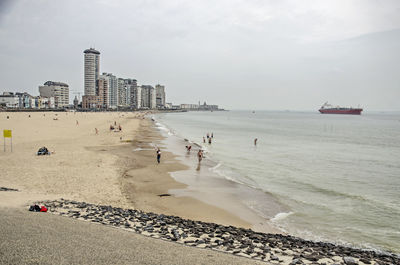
left=208, top=137, right=212, bottom=144
left=156, top=148, right=161, bottom=164
left=203, top=137, right=206, bottom=143
left=197, top=150, right=203, bottom=162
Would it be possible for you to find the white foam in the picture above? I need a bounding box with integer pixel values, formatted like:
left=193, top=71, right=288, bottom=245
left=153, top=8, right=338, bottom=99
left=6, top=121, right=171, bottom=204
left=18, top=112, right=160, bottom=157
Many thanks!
left=271, top=212, right=294, bottom=222
left=210, top=162, right=222, bottom=171
left=211, top=166, right=247, bottom=186
left=154, top=120, right=174, bottom=136
left=133, top=147, right=143, bottom=151
left=209, top=164, right=260, bottom=190
left=133, top=148, right=153, bottom=152
left=200, top=145, right=209, bottom=153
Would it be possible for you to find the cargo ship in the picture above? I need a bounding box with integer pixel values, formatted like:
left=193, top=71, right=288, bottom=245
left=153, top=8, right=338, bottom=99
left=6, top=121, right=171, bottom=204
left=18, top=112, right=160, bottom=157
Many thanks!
left=319, top=102, right=363, bottom=115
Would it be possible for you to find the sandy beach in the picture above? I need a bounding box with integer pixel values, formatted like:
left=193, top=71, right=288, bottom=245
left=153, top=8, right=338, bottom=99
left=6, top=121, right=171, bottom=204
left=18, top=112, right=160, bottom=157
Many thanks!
left=1, top=111, right=134, bottom=208
left=0, top=111, right=254, bottom=227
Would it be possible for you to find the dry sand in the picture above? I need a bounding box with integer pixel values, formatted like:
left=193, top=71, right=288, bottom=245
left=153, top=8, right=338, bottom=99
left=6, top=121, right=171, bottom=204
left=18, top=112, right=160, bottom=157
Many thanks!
left=1, top=111, right=134, bottom=208
left=0, top=111, right=252, bottom=228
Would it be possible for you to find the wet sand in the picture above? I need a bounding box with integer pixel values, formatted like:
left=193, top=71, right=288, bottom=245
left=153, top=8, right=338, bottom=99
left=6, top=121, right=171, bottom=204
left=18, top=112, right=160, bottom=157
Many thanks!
left=120, top=118, right=257, bottom=228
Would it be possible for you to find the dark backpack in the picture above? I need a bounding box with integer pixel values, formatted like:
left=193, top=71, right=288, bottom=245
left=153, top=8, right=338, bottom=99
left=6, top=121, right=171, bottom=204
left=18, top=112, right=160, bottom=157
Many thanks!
left=29, top=204, right=42, bottom=212
left=37, top=147, right=49, bottom=155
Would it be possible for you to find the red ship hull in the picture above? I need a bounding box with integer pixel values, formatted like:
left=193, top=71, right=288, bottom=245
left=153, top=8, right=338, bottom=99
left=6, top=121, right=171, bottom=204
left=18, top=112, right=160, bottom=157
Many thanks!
left=319, top=108, right=363, bottom=115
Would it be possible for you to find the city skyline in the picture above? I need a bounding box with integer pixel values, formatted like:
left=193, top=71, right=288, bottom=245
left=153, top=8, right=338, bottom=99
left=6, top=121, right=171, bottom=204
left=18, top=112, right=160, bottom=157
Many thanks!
left=82, top=47, right=166, bottom=110
left=0, top=1, right=400, bottom=111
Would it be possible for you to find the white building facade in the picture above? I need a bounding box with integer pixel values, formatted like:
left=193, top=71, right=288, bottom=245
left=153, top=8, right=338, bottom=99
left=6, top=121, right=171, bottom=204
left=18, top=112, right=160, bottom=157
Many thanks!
left=0, top=94, right=19, bottom=108
left=117, top=78, right=128, bottom=107
left=39, top=81, right=69, bottom=108
left=131, top=85, right=141, bottom=109
left=101, top=72, right=118, bottom=108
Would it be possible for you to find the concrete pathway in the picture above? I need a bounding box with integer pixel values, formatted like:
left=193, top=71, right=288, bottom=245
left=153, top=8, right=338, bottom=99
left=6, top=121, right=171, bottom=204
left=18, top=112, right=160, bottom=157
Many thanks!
left=0, top=207, right=267, bottom=265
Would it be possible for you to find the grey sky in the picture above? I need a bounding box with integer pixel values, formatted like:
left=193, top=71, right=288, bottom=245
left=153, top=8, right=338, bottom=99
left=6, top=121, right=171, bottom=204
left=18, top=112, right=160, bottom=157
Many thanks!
left=0, top=0, right=399, bottom=111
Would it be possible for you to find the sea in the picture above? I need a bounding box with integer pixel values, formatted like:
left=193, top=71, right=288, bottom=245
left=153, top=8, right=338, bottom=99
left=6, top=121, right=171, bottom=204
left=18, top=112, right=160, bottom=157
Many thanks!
left=153, top=110, right=400, bottom=253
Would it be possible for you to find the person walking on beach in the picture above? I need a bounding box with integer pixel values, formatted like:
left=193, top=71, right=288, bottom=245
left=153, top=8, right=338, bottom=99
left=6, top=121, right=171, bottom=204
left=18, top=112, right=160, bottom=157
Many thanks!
left=208, top=137, right=212, bottom=144
left=156, top=148, right=161, bottom=164
left=211, top=132, right=213, bottom=138
left=254, top=138, right=258, bottom=146
left=95, top=128, right=98, bottom=135
left=203, top=137, right=206, bottom=143
left=197, top=150, right=203, bottom=162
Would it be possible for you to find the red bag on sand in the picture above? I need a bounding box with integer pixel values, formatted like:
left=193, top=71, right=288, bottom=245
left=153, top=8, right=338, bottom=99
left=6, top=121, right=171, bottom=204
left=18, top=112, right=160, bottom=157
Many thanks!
left=40, top=206, right=48, bottom=212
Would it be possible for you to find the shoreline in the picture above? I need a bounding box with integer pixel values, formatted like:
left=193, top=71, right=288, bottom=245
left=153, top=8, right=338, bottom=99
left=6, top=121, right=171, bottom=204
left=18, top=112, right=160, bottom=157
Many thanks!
left=119, top=117, right=258, bottom=228
left=151, top=116, right=285, bottom=233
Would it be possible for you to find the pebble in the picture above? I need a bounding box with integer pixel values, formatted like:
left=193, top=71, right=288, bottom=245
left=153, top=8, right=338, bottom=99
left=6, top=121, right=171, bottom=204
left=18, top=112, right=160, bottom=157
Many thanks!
left=343, top=257, right=358, bottom=265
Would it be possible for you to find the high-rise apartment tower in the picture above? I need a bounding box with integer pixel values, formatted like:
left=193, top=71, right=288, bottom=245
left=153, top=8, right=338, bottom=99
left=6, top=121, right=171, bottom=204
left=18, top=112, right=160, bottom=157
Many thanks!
left=84, top=48, right=100, bottom=96
left=155, top=84, right=166, bottom=108
left=101, top=72, right=118, bottom=108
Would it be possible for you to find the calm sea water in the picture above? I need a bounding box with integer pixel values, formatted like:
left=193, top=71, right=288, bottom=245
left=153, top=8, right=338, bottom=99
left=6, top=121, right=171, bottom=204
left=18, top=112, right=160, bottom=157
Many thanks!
left=154, top=111, right=400, bottom=253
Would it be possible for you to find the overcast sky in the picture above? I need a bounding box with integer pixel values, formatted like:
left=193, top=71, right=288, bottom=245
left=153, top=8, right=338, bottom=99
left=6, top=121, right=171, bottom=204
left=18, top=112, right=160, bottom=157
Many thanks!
left=0, top=0, right=399, bottom=111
